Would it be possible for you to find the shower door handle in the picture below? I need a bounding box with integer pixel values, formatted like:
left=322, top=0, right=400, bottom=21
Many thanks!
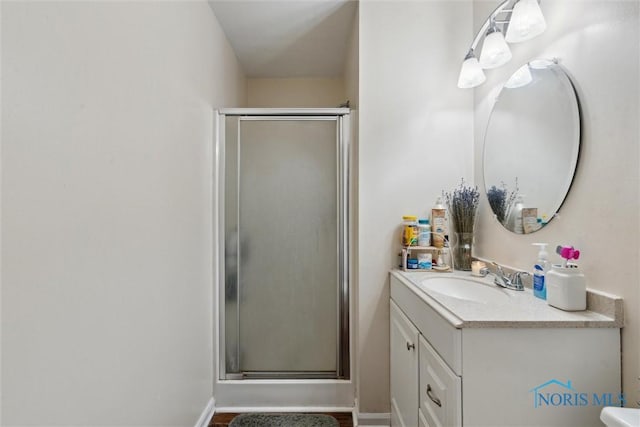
left=406, top=342, right=415, bottom=351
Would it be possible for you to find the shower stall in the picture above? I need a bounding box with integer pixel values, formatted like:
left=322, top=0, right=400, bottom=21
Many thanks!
left=214, top=108, right=352, bottom=406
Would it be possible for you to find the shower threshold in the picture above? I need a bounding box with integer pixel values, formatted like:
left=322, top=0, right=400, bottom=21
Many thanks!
left=229, top=371, right=343, bottom=380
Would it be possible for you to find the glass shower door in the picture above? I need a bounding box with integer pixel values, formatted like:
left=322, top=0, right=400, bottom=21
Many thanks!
left=223, top=114, right=348, bottom=379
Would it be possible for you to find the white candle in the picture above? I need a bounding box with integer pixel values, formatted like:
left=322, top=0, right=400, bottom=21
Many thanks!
left=472, top=261, right=486, bottom=276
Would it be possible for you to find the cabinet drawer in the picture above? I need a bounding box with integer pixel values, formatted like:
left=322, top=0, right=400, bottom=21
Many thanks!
left=419, top=335, right=461, bottom=427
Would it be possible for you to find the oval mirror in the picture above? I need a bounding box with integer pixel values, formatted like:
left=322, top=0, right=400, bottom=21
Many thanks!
left=483, top=60, right=580, bottom=234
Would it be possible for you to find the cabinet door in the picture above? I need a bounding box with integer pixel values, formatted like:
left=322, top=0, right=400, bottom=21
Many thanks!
left=418, top=408, right=430, bottom=427
left=419, top=335, right=461, bottom=427
left=390, top=300, right=420, bottom=427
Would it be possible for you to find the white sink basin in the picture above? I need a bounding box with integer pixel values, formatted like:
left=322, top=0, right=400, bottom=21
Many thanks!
left=601, top=407, right=640, bottom=427
left=418, top=276, right=510, bottom=304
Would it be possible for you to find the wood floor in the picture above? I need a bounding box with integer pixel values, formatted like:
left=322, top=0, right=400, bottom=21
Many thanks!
left=210, top=412, right=354, bottom=427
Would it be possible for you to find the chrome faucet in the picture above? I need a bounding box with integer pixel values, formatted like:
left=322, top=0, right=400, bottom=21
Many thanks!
left=481, top=262, right=529, bottom=291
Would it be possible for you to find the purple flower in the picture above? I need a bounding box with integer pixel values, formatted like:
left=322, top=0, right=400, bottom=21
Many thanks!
left=444, top=179, right=480, bottom=233
left=487, top=180, right=518, bottom=225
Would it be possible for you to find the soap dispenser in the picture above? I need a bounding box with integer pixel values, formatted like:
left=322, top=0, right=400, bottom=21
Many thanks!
left=546, top=245, right=586, bottom=311
left=532, top=243, right=549, bottom=300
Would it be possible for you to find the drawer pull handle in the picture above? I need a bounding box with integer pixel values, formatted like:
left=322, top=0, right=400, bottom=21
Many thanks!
left=406, top=342, right=415, bottom=351
left=427, top=384, right=442, bottom=407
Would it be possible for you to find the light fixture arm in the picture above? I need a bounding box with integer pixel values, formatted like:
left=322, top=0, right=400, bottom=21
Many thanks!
left=467, top=0, right=513, bottom=52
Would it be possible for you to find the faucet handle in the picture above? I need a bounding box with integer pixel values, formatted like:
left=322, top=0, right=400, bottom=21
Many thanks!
left=492, top=262, right=505, bottom=276
left=510, top=271, right=530, bottom=286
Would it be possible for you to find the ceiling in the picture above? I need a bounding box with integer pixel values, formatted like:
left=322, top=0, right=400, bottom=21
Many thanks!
left=208, top=0, right=358, bottom=78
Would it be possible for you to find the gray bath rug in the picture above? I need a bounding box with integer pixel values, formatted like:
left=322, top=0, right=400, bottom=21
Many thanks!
left=229, top=413, right=340, bottom=427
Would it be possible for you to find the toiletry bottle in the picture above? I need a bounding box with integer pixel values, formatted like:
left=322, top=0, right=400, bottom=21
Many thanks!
left=507, top=195, right=525, bottom=234
left=400, top=248, right=408, bottom=269
left=435, top=237, right=450, bottom=270
left=417, top=219, right=431, bottom=247
left=431, top=197, right=447, bottom=248
left=547, top=245, right=585, bottom=311
left=402, top=215, right=418, bottom=246
left=442, top=239, right=451, bottom=269
left=547, top=264, right=586, bottom=311
left=418, top=253, right=432, bottom=270
left=436, top=253, right=444, bottom=268
left=532, top=243, right=549, bottom=299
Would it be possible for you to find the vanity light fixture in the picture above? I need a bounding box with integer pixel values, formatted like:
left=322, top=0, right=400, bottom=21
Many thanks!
left=457, top=49, right=486, bottom=89
left=457, top=0, right=547, bottom=89
left=505, top=0, right=547, bottom=43
left=479, top=20, right=512, bottom=69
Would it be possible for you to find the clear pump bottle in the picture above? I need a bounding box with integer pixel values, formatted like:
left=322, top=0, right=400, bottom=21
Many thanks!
left=532, top=243, right=549, bottom=299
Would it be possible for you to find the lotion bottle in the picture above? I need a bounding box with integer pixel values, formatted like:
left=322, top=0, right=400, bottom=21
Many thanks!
left=532, top=243, right=549, bottom=299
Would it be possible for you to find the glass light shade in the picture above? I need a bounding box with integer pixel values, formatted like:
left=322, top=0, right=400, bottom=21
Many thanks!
left=457, top=56, right=486, bottom=89
left=505, top=0, right=547, bottom=43
left=479, top=30, right=512, bottom=69
left=529, top=58, right=554, bottom=69
left=504, top=64, right=533, bottom=88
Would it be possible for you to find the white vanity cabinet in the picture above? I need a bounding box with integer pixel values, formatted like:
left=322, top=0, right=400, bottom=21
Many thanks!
left=390, top=301, right=419, bottom=427
left=390, top=300, right=461, bottom=427
left=390, top=271, right=622, bottom=427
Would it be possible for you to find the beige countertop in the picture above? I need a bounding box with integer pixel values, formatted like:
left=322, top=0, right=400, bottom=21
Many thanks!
left=391, top=269, right=623, bottom=328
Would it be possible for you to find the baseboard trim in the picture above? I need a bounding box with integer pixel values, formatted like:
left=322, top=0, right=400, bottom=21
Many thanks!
left=356, top=412, right=391, bottom=426
left=194, top=397, right=215, bottom=427
left=215, top=405, right=354, bottom=413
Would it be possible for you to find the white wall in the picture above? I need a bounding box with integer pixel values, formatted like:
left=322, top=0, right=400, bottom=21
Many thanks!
left=358, top=0, right=474, bottom=413
left=247, top=78, right=345, bottom=107
left=473, top=0, right=640, bottom=408
left=1, top=1, right=246, bottom=425
left=343, top=10, right=359, bottom=111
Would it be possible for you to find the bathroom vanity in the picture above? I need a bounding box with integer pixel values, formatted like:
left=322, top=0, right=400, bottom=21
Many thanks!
left=390, top=270, right=622, bottom=427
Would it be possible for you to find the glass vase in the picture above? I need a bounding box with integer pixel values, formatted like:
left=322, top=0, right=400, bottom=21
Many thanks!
left=452, top=232, right=474, bottom=271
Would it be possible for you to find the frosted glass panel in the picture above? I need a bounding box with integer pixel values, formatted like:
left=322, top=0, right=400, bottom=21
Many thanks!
left=224, top=116, right=240, bottom=373
left=235, top=119, right=338, bottom=373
